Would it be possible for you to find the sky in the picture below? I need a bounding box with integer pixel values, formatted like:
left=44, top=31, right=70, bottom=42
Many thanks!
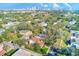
left=0, top=3, right=79, bottom=10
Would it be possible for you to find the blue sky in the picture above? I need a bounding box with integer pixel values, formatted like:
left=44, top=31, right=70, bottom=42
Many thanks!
left=0, top=3, right=79, bottom=10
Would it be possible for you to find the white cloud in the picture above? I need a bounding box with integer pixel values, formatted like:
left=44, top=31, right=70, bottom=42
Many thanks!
left=64, top=3, right=72, bottom=10
left=53, top=3, right=60, bottom=8
left=52, top=3, right=61, bottom=10
left=40, top=3, right=48, bottom=7
left=64, top=3, right=71, bottom=8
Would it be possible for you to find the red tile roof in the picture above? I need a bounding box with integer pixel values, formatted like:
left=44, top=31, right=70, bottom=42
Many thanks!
left=0, top=49, right=6, bottom=56
left=31, top=37, right=44, bottom=47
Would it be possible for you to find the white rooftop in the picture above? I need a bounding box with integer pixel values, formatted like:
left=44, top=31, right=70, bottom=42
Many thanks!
left=12, top=49, right=32, bottom=56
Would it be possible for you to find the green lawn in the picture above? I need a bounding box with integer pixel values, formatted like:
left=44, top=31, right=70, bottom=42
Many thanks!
left=5, top=49, right=19, bottom=56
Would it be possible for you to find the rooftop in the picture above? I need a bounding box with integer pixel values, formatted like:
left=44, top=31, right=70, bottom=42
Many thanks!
left=31, top=37, right=44, bottom=47
left=12, top=49, right=33, bottom=56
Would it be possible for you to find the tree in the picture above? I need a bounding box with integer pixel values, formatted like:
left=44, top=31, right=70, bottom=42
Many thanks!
left=33, top=44, right=41, bottom=53
left=2, top=18, right=9, bottom=24
left=16, top=22, right=27, bottom=30
left=43, top=38, right=51, bottom=46
left=32, top=26, right=43, bottom=35
left=0, top=23, right=2, bottom=28
left=16, top=32, right=22, bottom=38
left=57, top=48, right=71, bottom=56
left=13, top=38, right=26, bottom=47
left=72, top=48, right=79, bottom=56
left=41, top=46, right=49, bottom=55
left=0, top=36, right=3, bottom=43
left=53, top=37, right=67, bottom=49
left=3, top=44, right=12, bottom=52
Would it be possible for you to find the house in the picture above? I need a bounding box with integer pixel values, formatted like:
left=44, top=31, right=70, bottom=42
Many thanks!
left=43, top=12, right=48, bottom=17
left=29, top=40, right=35, bottom=45
left=0, top=29, right=5, bottom=34
left=12, top=48, right=41, bottom=56
left=31, top=13, right=37, bottom=17
left=31, top=37, right=45, bottom=47
left=40, top=22, right=47, bottom=27
left=36, top=34, right=48, bottom=39
left=64, top=14, right=69, bottom=17
left=69, top=19, right=76, bottom=25
left=19, top=30, right=32, bottom=40
left=0, top=43, right=4, bottom=50
left=70, top=30, right=79, bottom=45
left=0, top=49, right=6, bottom=56
left=2, top=22, right=14, bottom=29
left=12, top=49, right=33, bottom=56
left=70, top=30, right=79, bottom=39
left=29, top=34, right=48, bottom=46
left=19, top=30, right=32, bottom=36
left=0, top=44, right=6, bottom=56
left=38, top=21, right=47, bottom=27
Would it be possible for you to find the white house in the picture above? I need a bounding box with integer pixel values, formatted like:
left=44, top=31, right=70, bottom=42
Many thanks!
left=2, top=22, right=14, bottom=29
left=0, top=29, right=5, bottom=34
